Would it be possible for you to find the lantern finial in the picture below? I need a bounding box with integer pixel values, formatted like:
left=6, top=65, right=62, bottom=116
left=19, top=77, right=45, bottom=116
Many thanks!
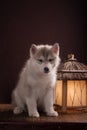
left=68, top=54, right=76, bottom=61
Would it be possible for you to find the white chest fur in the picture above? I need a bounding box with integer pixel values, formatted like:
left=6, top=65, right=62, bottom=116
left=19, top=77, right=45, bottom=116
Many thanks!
left=27, top=72, right=56, bottom=89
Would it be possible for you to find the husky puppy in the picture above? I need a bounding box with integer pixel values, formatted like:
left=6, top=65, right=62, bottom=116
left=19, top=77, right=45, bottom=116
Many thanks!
left=12, top=43, right=60, bottom=117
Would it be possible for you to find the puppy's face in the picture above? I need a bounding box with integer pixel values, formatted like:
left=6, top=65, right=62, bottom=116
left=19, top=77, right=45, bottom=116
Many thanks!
left=30, top=43, right=60, bottom=75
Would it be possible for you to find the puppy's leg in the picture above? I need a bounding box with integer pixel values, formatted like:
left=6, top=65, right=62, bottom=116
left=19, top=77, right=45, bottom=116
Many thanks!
left=26, top=97, right=39, bottom=117
left=12, top=91, right=24, bottom=114
left=44, top=88, right=58, bottom=117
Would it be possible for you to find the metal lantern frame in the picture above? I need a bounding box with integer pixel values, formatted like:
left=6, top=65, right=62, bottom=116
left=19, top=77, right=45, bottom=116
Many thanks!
left=54, top=54, right=87, bottom=112
left=57, top=70, right=87, bottom=112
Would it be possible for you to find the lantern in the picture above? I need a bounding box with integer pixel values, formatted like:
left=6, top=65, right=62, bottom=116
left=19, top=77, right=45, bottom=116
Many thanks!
left=54, top=54, right=87, bottom=112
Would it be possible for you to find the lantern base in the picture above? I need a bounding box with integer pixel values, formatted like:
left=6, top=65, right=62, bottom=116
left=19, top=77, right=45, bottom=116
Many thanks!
left=54, top=104, right=87, bottom=114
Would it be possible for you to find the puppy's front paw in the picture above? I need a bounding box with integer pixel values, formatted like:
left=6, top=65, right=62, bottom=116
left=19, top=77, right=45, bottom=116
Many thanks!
left=29, top=111, right=40, bottom=118
left=46, top=110, right=58, bottom=117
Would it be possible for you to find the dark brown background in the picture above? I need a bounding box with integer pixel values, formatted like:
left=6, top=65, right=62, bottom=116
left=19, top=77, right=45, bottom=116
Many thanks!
left=0, top=1, right=86, bottom=103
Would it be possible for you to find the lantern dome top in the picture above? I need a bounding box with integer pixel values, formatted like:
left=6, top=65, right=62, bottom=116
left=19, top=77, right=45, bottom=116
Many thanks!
left=58, top=54, right=87, bottom=79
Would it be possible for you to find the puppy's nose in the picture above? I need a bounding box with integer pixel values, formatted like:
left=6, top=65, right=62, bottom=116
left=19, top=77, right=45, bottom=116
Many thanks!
left=44, top=67, right=49, bottom=73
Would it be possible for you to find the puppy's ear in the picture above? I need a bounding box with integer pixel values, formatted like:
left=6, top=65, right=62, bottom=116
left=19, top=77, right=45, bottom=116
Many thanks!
left=30, top=44, right=37, bottom=57
left=52, top=43, right=59, bottom=55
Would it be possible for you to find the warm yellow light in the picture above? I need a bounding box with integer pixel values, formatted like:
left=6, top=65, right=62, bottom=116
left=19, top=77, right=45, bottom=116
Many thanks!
left=54, top=80, right=87, bottom=109
left=54, top=80, right=62, bottom=106
left=67, top=80, right=87, bottom=107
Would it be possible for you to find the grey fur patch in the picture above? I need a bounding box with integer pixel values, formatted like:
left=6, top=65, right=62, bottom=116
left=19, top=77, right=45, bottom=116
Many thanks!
left=34, top=47, right=55, bottom=61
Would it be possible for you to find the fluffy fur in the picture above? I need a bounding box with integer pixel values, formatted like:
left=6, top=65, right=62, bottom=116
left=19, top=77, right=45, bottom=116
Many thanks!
left=12, top=43, right=60, bottom=117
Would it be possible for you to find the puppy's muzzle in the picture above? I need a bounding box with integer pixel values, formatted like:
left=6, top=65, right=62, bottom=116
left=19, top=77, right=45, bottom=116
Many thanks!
left=44, top=67, right=49, bottom=73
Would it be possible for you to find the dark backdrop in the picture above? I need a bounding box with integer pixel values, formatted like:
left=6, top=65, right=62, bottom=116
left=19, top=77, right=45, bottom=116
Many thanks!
left=0, top=1, right=86, bottom=103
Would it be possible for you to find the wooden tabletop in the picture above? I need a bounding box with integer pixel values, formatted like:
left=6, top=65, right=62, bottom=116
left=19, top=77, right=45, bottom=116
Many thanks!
left=0, top=104, right=87, bottom=130
left=0, top=104, right=87, bottom=122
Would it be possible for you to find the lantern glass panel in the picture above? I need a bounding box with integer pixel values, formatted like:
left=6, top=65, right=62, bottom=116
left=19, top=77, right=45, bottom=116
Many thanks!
left=67, top=80, right=86, bottom=107
left=54, top=80, right=62, bottom=106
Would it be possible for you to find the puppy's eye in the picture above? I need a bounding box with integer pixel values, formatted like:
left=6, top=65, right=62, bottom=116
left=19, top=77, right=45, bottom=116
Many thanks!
left=49, top=59, right=54, bottom=62
left=37, top=59, right=43, bottom=63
